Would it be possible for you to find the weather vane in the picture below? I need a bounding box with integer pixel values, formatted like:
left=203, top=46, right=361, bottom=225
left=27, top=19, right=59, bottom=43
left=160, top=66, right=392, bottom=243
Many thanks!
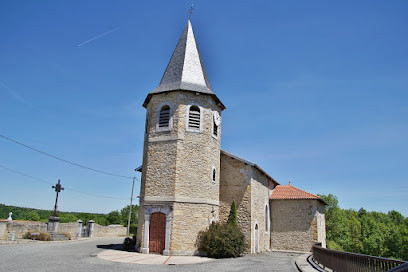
left=188, top=3, right=194, bottom=19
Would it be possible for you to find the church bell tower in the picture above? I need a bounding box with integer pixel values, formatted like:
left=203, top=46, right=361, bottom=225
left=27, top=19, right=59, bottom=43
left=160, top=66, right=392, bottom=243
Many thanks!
left=137, top=20, right=225, bottom=255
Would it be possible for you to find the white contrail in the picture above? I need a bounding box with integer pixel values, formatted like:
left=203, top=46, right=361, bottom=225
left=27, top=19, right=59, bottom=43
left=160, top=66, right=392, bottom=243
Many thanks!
left=77, top=27, right=119, bottom=47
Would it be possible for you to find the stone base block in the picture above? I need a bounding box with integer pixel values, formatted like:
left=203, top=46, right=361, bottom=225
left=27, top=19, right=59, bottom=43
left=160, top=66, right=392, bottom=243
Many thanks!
left=168, top=250, right=196, bottom=256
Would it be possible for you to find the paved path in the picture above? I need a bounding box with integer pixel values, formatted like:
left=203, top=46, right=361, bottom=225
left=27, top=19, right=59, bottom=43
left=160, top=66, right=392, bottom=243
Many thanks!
left=0, top=237, right=301, bottom=272
left=97, top=249, right=213, bottom=265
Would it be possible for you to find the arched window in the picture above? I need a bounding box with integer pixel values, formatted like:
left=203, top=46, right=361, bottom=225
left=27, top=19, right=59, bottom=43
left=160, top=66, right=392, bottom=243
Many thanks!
left=158, top=105, right=170, bottom=128
left=187, top=105, right=201, bottom=131
left=265, top=205, right=268, bottom=232
left=254, top=223, right=259, bottom=253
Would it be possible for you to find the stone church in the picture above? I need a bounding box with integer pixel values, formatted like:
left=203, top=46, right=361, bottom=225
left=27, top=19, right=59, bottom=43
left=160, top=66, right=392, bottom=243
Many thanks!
left=136, top=20, right=326, bottom=256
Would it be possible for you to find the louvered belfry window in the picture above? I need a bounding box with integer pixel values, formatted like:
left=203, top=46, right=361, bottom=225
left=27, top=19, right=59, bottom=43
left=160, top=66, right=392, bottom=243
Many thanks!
left=213, top=121, right=218, bottom=137
left=158, top=105, right=170, bottom=128
left=188, top=106, right=201, bottom=130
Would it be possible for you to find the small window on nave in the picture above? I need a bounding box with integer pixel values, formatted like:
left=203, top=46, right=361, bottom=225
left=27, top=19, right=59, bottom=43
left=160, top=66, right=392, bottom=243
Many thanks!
left=265, top=205, right=268, bottom=231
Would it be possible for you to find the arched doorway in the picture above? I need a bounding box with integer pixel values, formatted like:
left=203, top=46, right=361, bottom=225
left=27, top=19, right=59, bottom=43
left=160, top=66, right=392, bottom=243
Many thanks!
left=149, top=212, right=166, bottom=254
left=254, top=223, right=259, bottom=253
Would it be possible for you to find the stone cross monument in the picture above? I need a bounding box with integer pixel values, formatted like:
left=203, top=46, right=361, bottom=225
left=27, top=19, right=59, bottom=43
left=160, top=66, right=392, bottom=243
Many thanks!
left=48, top=179, right=64, bottom=233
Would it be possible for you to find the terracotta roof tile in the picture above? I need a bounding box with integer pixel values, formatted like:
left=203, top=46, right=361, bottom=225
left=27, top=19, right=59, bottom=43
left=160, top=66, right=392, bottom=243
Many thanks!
left=271, top=184, right=326, bottom=204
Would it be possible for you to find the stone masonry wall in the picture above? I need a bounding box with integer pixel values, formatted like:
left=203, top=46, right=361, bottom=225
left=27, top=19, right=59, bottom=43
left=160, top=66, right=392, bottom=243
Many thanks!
left=0, top=220, right=126, bottom=240
left=0, top=220, right=47, bottom=240
left=173, top=91, right=221, bottom=201
left=0, top=221, right=6, bottom=239
left=250, top=168, right=272, bottom=253
left=93, top=224, right=127, bottom=237
left=317, top=202, right=326, bottom=248
left=170, top=202, right=216, bottom=255
left=137, top=91, right=222, bottom=254
left=140, top=91, right=222, bottom=202
left=144, top=140, right=177, bottom=197
left=219, top=153, right=252, bottom=253
left=270, top=199, right=325, bottom=252
left=58, top=222, right=79, bottom=238
left=136, top=202, right=145, bottom=249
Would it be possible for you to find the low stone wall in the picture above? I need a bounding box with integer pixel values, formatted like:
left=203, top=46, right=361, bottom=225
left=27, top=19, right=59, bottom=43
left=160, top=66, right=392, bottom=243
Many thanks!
left=58, top=222, right=79, bottom=239
left=92, top=224, right=127, bottom=237
left=0, top=220, right=127, bottom=240
left=0, top=220, right=47, bottom=240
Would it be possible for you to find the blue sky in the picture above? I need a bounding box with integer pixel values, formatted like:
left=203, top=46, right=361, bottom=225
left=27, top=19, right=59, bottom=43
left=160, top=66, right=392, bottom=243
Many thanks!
left=1, top=1, right=407, bottom=215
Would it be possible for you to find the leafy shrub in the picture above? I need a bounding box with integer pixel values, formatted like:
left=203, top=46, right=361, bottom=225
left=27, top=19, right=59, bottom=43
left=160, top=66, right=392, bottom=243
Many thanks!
left=129, top=225, right=138, bottom=236
left=327, top=240, right=343, bottom=251
left=37, top=232, right=51, bottom=241
left=198, top=222, right=246, bottom=258
left=60, top=232, right=71, bottom=240
left=123, top=235, right=136, bottom=251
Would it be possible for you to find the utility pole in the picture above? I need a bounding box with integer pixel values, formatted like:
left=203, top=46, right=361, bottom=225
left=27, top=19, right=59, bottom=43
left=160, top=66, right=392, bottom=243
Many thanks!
left=127, top=176, right=135, bottom=237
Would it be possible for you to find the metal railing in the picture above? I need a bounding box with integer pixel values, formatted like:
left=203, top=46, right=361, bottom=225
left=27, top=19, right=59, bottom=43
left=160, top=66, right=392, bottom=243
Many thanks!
left=312, top=243, right=406, bottom=272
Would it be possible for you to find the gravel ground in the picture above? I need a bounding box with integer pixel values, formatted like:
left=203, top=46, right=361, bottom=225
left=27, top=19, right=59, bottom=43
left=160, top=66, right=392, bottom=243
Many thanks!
left=0, top=237, right=300, bottom=272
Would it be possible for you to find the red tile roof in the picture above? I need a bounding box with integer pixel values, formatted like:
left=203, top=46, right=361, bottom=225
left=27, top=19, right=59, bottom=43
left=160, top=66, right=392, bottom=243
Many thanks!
left=270, top=184, right=326, bottom=204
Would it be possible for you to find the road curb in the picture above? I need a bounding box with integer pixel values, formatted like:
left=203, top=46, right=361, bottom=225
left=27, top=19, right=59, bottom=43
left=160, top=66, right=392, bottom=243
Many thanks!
left=295, top=253, right=327, bottom=272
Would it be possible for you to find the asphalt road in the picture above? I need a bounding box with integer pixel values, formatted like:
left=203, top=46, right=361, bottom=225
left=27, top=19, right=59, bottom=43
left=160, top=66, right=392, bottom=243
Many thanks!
left=0, top=237, right=300, bottom=272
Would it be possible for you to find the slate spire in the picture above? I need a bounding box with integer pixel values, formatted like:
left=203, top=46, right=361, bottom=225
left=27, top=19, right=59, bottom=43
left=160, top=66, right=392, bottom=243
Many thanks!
left=143, top=20, right=224, bottom=110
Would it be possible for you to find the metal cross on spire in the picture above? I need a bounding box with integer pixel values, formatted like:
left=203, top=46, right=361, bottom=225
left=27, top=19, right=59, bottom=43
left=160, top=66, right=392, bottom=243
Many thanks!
left=52, top=179, right=64, bottom=217
left=188, top=3, right=194, bottom=19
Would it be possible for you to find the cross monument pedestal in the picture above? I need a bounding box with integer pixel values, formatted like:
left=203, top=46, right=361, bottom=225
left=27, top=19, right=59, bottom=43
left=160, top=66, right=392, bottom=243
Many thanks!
left=47, top=216, right=60, bottom=233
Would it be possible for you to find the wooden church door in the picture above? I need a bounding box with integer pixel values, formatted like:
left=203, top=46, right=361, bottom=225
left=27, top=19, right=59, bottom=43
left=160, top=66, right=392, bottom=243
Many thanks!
left=149, top=212, right=166, bottom=254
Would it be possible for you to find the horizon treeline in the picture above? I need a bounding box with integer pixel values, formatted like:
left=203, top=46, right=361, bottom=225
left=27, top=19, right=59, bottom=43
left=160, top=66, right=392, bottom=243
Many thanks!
left=0, top=204, right=139, bottom=231
left=319, top=194, right=408, bottom=261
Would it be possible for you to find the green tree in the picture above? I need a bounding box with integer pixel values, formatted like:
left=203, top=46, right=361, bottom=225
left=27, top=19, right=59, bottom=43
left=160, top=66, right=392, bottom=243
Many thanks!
left=227, top=201, right=237, bottom=227
left=120, top=205, right=139, bottom=227
left=59, top=213, right=78, bottom=223
left=26, top=211, right=40, bottom=221
left=347, top=214, right=363, bottom=253
left=361, top=214, right=386, bottom=257
left=319, top=194, right=338, bottom=212
left=319, top=194, right=348, bottom=248
left=388, top=210, right=404, bottom=224
left=358, top=208, right=367, bottom=218
left=94, top=215, right=109, bottom=226
left=107, top=211, right=121, bottom=225
left=398, top=224, right=408, bottom=260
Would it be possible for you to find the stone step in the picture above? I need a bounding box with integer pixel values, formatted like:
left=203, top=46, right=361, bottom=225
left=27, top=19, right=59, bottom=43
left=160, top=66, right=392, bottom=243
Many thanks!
left=47, top=232, right=69, bottom=241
